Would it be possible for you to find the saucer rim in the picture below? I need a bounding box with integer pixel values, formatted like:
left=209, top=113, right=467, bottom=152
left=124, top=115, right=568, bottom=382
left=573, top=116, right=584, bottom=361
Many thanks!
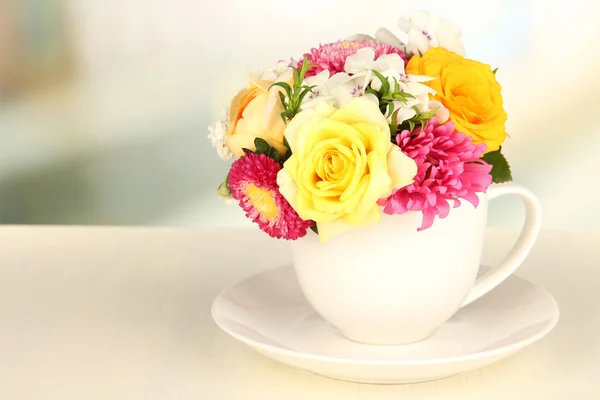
left=211, top=265, right=560, bottom=367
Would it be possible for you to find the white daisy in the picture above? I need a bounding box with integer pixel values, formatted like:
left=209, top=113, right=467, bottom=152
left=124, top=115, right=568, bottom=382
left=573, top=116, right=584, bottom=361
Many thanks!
left=208, top=108, right=234, bottom=161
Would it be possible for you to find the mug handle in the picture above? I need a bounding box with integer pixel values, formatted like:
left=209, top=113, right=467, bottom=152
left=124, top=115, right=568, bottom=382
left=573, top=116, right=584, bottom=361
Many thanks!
left=461, top=183, right=542, bottom=307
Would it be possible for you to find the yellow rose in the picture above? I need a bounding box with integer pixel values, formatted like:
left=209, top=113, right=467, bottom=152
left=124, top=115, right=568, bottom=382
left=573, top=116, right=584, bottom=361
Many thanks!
left=226, top=70, right=293, bottom=158
left=277, top=97, right=417, bottom=243
left=406, top=47, right=507, bottom=153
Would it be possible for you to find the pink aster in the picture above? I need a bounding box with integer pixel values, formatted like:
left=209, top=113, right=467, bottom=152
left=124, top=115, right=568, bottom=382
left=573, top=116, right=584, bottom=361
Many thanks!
left=228, top=153, right=313, bottom=240
left=298, top=40, right=407, bottom=77
left=379, top=119, right=493, bottom=231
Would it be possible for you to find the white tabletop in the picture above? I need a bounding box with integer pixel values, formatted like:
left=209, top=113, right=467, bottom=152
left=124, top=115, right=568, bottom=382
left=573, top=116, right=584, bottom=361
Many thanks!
left=0, top=226, right=597, bottom=399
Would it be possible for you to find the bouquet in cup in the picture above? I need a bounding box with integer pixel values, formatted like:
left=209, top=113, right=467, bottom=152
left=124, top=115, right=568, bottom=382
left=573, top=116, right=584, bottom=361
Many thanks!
left=208, top=11, right=512, bottom=243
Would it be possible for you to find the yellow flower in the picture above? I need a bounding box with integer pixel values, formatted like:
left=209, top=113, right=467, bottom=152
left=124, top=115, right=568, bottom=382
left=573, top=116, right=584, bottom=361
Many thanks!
left=277, top=97, right=417, bottom=243
left=226, top=70, right=293, bottom=158
left=406, top=47, right=507, bottom=153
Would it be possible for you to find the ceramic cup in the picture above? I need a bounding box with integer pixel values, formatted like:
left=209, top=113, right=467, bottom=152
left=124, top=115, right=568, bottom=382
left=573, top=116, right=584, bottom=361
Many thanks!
left=290, top=183, right=542, bottom=345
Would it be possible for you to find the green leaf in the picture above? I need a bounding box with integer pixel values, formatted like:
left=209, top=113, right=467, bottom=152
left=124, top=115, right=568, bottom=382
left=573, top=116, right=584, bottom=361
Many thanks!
left=310, top=223, right=318, bottom=234
left=296, top=87, right=314, bottom=105
left=372, top=70, right=390, bottom=95
left=293, top=68, right=300, bottom=90
left=298, top=57, right=314, bottom=78
left=482, top=147, right=513, bottom=183
left=492, top=67, right=499, bottom=75
left=273, top=57, right=315, bottom=123
left=270, top=82, right=292, bottom=98
left=393, top=78, right=400, bottom=94
left=254, top=138, right=271, bottom=154
left=241, top=148, right=254, bottom=155
left=283, top=136, right=290, bottom=149
left=408, top=120, right=416, bottom=132
left=285, top=148, right=292, bottom=160
left=278, top=91, right=287, bottom=106
left=268, top=147, right=280, bottom=163
left=389, top=108, right=400, bottom=134
left=365, top=86, right=379, bottom=97
left=417, top=108, right=438, bottom=121
left=383, top=103, right=394, bottom=118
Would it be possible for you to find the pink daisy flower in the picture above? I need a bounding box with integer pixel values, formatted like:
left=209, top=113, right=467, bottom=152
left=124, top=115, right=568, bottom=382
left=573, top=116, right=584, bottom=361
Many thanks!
left=298, top=40, right=407, bottom=78
left=379, top=119, right=493, bottom=231
left=228, top=153, right=313, bottom=240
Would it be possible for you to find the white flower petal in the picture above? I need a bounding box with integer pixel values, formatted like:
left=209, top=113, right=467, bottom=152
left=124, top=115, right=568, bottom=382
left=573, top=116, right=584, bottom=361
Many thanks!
left=324, top=72, right=353, bottom=91
left=407, top=27, right=430, bottom=55
left=346, top=33, right=375, bottom=42
left=396, top=16, right=414, bottom=35
left=304, top=70, right=330, bottom=87
left=405, top=81, right=436, bottom=96
left=374, top=53, right=405, bottom=73
left=389, top=11, right=465, bottom=56
left=370, top=74, right=383, bottom=91
left=344, top=47, right=376, bottom=74
left=438, top=17, right=461, bottom=38
left=436, top=20, right=465, bottom=56
left=375, top=27, right=405, bottom=48
left=208, top=108, right=234, bottom=161
left=407, top=73, right=436, bottom=83
left=394, top=106, right=417, bottom=124
left=438, top=35, right=466, bottom=56
left=410, top=10, right=438, bottom=32
left=260, top=70, right=277, bottom=81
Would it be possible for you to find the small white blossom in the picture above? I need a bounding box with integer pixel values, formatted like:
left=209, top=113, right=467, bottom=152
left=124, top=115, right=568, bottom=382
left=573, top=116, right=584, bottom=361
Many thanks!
left=345, top=48, right=436, bottom=124
left=325, top=71, right=377, bottom=107
left=301, top=70, right=334, bottom=110
left=346, top=48, right=434, bottom=94
left=208, top=108, right=234, bottom=161
left=260, top=59, right=295, bottom=81
left=298, top=43, right=448, bottom=127
left=376, top=11, right=465, bottom=57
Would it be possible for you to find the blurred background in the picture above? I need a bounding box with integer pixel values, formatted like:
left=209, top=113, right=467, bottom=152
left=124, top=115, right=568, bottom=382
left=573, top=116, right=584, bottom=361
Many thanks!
left=0, top=0, right=599, bottom=229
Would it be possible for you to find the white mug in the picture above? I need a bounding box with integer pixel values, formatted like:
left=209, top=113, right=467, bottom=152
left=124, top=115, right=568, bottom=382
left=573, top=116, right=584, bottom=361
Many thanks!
left=290, top=183, right=542, bottom=345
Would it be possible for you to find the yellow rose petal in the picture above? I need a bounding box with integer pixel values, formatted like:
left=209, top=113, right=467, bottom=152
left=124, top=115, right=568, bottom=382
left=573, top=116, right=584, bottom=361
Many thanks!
left=386, top=145, right=418, bottom=194
left=277, top=160, right=299, bottom=209
left=345, top=152, right=390, bottom=224
left=330, top=97, right=389, bottom=133
left=340, top=141, right=366, bottom=202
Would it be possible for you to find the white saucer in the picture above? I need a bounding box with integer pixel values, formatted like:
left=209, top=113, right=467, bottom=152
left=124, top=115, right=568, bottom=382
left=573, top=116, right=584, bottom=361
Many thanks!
left=212, top=266, right=559, bottom=384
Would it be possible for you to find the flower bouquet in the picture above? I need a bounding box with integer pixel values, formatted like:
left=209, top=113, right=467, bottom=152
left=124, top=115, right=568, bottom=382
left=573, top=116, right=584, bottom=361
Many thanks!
left=209, top=10, right=513, bottom=244
left=209, top=11, right=543, bottom=346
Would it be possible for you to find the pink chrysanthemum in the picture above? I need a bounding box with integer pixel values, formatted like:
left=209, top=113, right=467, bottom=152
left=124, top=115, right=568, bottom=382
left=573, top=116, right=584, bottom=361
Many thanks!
left=298, top=40, right=407, bottom=77
left=379, top=119, right=493, bottom=231
left=228, top=153, right=313, bottom=240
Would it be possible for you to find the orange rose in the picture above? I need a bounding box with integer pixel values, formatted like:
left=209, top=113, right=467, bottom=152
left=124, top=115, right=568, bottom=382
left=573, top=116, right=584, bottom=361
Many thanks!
left=226, top=70, right=293, bottom=158
left=406, top=48, right=507, bottom=153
